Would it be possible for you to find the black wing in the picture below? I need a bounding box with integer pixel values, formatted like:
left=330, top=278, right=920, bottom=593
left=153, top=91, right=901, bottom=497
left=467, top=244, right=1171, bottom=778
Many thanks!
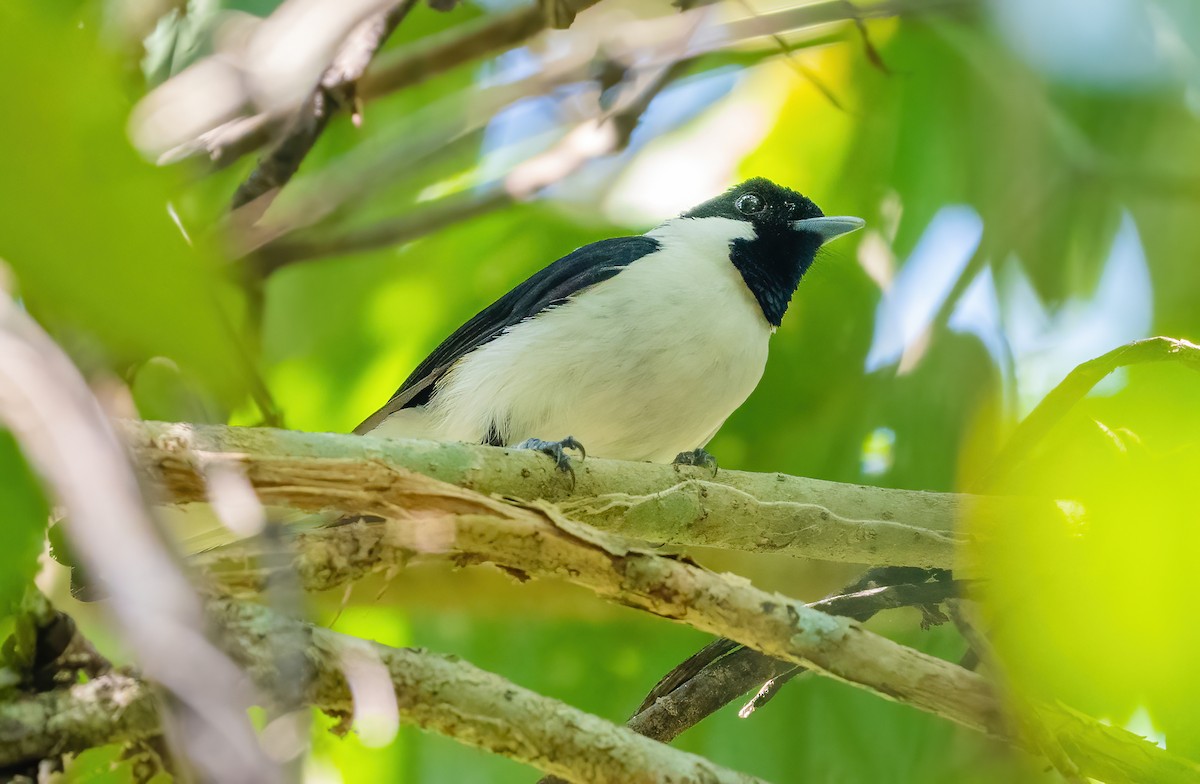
left=353, top=235, right=662, bottom=435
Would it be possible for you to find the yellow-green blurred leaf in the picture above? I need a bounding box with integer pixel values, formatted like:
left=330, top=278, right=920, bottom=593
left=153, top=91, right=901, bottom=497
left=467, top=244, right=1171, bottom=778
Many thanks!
left=0, top=431, right=49, bottom=618
left=0, top=5, right=247, bottom=408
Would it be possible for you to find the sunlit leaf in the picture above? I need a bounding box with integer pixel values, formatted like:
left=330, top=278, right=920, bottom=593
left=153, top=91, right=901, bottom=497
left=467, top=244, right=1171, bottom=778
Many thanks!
left=0, top=5, right=248, bottom=408
left=61, top=744, right=139, bottom=784
left=0, top=431, right=49, bottom=618
left=968, top=362, right=1200, bottom=759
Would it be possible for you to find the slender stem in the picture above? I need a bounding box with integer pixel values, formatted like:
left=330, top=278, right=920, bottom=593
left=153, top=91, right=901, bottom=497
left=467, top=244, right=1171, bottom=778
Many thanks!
left=977, top=336, right=1200, bottom=489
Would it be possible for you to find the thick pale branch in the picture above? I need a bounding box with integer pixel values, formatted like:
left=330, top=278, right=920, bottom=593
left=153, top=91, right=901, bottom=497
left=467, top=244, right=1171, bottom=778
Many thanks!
left=219, top=499, right=1200, bottom=784
left=204, top=513, right=1006, bottom=738
left=212, top=598, right=765, bottom=784
left=127, top=420, right=1200, bottom=784
left=0, top=601, right=763, bottom=784
left=124, top=420, right=1046, bottom=568
left=131, top=427, right=1003, bottom=735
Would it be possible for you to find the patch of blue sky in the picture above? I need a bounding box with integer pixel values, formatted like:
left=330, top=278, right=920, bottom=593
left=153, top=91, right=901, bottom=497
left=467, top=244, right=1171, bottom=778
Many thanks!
left=865, top=205, right=984, bottom=373
left=869, top=205, right=1153, bottom=418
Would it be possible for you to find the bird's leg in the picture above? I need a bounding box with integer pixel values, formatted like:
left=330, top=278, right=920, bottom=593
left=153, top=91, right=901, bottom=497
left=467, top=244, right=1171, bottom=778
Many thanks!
left=673, top=447, right=718, bottom=476
left=516, top=436, right=586, bottom=486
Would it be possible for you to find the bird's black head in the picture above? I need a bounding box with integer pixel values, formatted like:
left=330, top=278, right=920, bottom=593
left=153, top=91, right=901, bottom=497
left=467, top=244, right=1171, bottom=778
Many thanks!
left=682, top=177, right=863, bottom=326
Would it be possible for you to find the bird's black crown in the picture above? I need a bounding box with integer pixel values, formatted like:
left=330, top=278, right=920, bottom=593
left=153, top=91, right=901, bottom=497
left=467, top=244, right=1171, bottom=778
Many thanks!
left=681, top=177, right=824, bottom=227
left=682, top=178, right=828, bottom=327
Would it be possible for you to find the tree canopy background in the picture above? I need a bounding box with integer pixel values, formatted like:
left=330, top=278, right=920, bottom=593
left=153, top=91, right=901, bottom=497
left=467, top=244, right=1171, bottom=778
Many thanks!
left=2, top=0, right=1199, bottom=782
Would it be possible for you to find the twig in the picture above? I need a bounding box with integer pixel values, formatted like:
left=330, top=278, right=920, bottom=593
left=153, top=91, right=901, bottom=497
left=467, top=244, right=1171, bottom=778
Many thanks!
left=122, top=420, right=1048, bottom=568
left=156, top=0, right=604, bottom=168
left=252, top=184, right=513, bottom=274
left=977, top=337, right=1200, bottom=489
left=716, top=0, right=976, bottom=43
left=232, top=124, right=488, bottom=256
left=539, top=577, right=958, bottom=784
left=242, top=0, right=974, bottom=269
left=731, top=0, right=849, bottom=112
left=359, top=0, right=605, bottom=100
left=230, top=1, right=421, bottom=213
left=625, top=572, right=958, bottom=746
left=250, top=39, right=699, bottom=270
left=161, top=0, right=972, bottom=170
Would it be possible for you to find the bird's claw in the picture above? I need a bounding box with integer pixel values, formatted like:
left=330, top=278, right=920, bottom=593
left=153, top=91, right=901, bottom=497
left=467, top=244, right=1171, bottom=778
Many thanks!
left=673, top=448, right=718, bottom=476
left=517, top=436, right=586, bottom=486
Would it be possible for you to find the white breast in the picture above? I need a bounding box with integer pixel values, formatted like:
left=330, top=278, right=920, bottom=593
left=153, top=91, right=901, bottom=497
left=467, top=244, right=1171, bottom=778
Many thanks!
left=370, top=217, right=774, bottom=462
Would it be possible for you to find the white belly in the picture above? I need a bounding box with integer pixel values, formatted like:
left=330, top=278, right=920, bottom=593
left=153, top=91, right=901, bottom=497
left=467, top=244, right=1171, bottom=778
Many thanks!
left=372, top=218, right=774, bottom=462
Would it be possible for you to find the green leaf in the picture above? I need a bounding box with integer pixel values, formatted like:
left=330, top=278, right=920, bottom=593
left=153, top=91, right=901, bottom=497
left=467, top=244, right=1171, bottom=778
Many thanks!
left=0, top=430, right=49, bottom=619
left=0, top=5, right=248, bottom=409
left=62, top=744, right=139, bottom=784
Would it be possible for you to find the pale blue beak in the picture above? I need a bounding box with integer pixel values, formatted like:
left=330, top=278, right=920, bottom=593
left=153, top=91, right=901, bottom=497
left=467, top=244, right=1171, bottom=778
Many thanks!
left=792, top=216, right=866, bottom=244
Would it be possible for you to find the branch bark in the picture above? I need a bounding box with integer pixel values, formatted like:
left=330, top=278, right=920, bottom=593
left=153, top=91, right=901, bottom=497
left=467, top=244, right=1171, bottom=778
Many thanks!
left=358, top=0, right=605, bottom=100
left=249, top=42, right=697, bottom=270
left=123, top=420, right=1047, bottom=569
left=221, top=513, right=1002, bottom=732
left=213, top=597, right=766, bottom=784
left=0, top=599, right=765, bottom=784
left=0, top=672, right=163, bottom=768
left=160, top=0, right=974, bottom=171
left=129, top=424, right=1005, bottom=736
left=124, top=419, right=1200, bottom=784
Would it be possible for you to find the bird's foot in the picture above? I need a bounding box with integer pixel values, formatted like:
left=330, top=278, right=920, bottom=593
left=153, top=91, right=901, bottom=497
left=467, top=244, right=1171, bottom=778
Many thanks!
left=673, top=448, right=718, bottom=476
left=517, top=436, right=586, bottom=486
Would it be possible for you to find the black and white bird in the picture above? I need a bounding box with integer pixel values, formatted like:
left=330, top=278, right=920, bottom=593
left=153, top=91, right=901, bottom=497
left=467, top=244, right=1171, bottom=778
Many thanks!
left=354, top=177, right=863, bottom=473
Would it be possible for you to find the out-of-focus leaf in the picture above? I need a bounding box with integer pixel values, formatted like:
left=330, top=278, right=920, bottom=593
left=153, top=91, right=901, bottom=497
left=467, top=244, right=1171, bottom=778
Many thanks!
left=969, top=362, right=1200, bottom=760
left=61, top=744, right=138, bottom=784
left=0, top=431, right=49, bottom=619
left=130, top=356, right=223, bottom=423
left=0, top=5, right=247, bottom=408
left=991, top=0, right=1198, bottom=91
left=141, top=3, right=222, bottom=84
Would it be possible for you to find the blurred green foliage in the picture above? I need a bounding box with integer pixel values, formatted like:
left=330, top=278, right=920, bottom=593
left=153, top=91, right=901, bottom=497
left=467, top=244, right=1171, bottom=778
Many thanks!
left=972, top=360, right=1200, bottom=760
left=2, top=0, right=1199, bottom=781
left=0, top=3, right=249, bottom=413
left=0, top=432, right=50, bottom=619
left=60, top=746, right=140, bottom=784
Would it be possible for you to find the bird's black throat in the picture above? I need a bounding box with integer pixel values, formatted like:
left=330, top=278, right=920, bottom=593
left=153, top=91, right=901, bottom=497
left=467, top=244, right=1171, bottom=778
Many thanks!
left=729, top=229, right=822, bottom=327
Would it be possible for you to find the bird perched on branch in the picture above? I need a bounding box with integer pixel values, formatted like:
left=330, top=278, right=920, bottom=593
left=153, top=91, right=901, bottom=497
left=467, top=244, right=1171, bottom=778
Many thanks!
left=355, top=178, right=862, bottom=476
left=79, top=178, right=862, bottom=591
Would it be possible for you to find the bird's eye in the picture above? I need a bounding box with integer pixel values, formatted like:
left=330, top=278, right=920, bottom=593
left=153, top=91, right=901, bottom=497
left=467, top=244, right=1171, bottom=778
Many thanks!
left=735, top=193, right=765, bottom=215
